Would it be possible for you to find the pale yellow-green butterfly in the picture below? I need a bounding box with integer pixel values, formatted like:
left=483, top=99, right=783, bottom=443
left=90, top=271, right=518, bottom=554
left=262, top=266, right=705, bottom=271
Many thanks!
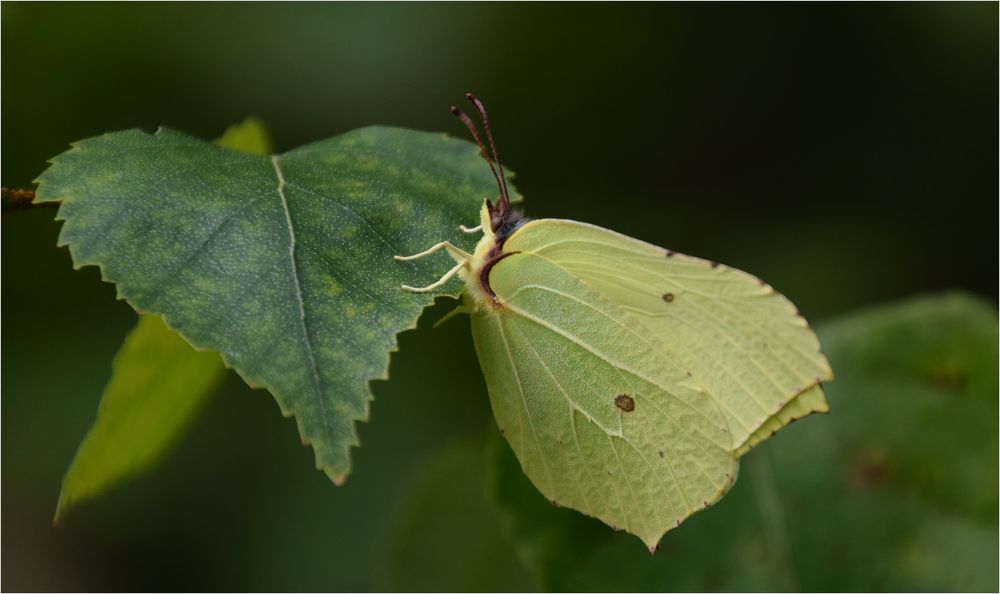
left=396, top=93, right=833, bottom=552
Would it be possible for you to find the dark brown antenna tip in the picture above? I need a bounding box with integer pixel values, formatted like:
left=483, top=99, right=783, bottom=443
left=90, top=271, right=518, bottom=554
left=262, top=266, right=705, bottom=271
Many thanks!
left=451, top=93, right=513, bottom=232
left=451, top=103, right=503, bottom=197
left=463, top=93, right=509, bottom=210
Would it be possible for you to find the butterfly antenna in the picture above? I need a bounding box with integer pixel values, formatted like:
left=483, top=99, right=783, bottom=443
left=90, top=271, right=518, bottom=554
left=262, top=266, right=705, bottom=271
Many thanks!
left=450, top=105, right=504, bottom=204
left=465, top=93, right=510, bottom=210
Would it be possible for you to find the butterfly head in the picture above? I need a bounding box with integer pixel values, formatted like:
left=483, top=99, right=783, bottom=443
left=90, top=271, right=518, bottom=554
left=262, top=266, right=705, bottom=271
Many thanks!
left=480, top=198, right=525, bottom=243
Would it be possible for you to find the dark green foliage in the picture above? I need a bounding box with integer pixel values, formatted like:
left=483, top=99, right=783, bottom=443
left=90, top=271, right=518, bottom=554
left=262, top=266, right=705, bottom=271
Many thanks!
left=35, top=127, right=508, bottom=481
left=378, top=436, right=537, bottom=592
left=4, top=4, right=996, bottom=589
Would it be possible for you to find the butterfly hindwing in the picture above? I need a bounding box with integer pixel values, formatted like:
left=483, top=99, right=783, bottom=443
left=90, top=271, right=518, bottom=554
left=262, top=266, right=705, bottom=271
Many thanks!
left=501, top=219, right=833, bottom=455
left=470, top=250, right=737, bottom=549
left=735, top=383, right=829, bottom=456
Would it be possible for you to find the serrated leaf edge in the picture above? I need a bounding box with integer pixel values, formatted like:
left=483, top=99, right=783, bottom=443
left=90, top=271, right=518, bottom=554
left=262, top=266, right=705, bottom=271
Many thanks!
left=33, top=127, right=469, bottom=485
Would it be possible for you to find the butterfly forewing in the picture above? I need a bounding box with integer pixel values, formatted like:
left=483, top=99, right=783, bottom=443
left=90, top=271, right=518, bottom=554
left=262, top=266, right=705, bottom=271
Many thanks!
left=501, top=219, right=833, bottom=454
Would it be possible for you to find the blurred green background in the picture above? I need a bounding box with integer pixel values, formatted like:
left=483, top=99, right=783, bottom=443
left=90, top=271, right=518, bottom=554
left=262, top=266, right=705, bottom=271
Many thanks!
left=2, top=3, right=997, bottom=591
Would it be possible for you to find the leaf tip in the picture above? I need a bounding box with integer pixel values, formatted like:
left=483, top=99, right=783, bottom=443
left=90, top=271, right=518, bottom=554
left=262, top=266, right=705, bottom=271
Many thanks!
left=53, top=491, right=73, bottom=527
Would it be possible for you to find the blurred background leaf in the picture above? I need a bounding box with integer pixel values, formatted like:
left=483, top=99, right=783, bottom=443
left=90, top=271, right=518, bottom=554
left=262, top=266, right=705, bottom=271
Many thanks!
left=377, top=433, right=537, bottom=592
left=2, top=3, right=996, bottom=591
left=55, top=118, right=272, bottom=522
left=485, top=292, right=998, bottom=592
left=216, top=117, right=274, bottom=155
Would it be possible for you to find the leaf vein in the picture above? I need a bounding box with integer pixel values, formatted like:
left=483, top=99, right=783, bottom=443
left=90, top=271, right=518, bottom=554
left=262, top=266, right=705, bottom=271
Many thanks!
left=272, top=156, right=332, bottom=449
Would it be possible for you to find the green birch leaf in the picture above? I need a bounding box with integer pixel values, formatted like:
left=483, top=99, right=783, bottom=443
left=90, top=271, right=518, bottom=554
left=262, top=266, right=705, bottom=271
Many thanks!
left=489, top=291, right=998, bottom=591
left=55, top=315, right=225, bottom=521
left=801, top=291, right=998, bottom=524
left=35, top=126, right=511, bottom=482
left=54, top=118, right=274, bottom=521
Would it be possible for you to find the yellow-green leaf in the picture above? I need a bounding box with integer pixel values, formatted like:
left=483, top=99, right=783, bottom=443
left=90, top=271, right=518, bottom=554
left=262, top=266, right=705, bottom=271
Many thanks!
left=216, top=116, right=274, bottom=155
left=55, top=315, right=225, bottom=522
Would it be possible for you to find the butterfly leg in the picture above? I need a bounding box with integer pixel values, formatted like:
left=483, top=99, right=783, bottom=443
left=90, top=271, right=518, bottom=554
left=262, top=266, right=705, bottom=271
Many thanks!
left=400, top=261, right=465, bottom=293
left=394, top=241, right=472, bottom=264
left=459, top=224, right=482, bottom=234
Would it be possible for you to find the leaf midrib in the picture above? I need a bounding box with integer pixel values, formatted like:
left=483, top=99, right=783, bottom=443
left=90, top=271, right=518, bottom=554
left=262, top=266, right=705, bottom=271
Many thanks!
left=271, top=155, right=331, bottom=449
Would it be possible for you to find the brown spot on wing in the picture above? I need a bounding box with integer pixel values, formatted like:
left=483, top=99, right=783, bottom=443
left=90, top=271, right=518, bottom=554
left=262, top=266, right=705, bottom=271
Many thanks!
left=662, top=292, right=675, bottom=303
left=614, top=394, right=635, bottom=412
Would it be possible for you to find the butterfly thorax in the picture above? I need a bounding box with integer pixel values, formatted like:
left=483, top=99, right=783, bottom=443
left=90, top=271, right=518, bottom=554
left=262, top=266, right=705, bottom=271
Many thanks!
left=461, top=200, right=526, bottom=308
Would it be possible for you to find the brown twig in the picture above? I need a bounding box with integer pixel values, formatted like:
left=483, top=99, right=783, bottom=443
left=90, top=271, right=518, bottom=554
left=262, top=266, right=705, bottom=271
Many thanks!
left=1, top=187, right=56, bottom=214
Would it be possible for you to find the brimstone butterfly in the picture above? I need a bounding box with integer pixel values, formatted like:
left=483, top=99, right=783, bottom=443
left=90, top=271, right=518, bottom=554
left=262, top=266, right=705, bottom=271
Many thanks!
left=397, top=93, right=833, bottom=552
